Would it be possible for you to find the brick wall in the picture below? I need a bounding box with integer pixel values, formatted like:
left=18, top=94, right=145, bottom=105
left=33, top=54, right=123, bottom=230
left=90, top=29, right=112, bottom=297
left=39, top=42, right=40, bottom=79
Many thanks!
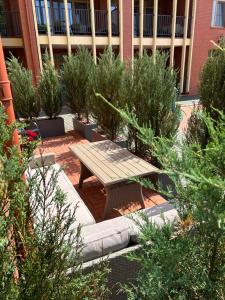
left=189, top=0, right=225, bottom=95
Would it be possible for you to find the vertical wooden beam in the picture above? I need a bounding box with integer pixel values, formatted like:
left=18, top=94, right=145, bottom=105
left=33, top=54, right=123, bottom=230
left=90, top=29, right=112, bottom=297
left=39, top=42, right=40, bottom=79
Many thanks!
left=139, top=0, right=144, bottom=56
left=43, top=0, right=54, bottom=64
left=186, top=0, right=197, bottom=93
left=119, top=0, right=123, bottom=60
left=107, top=0, right=112, bottom=46
left=90, top=0, right=96, bottom=63
left=170, top=0, right=177, bottom=66
left=153, top=0, right=158, bottom=59
left=64, top=0, right=71, bottom=56
left=31, top=0, right=42, bottom=72
left=132, top=0, right=134, bottom=62
left=180, top=0, right=190, bottom=93
left=17, top=0, right=41, bottom=82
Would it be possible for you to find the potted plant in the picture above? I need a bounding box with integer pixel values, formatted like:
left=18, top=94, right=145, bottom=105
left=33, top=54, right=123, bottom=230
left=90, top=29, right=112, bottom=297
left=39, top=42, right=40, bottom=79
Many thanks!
left=37, top=52, right=65, bottom=138
left=61, top=47, right=96, bottom=141
left=125, top=51, right=181, bottom=162
left=91, top=47, right=127, bottom=147
left=7, top=55, right=40, bottom=123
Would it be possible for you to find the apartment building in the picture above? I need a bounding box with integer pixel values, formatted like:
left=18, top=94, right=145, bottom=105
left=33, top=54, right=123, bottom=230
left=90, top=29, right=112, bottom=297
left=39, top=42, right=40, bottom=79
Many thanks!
left=0, top=0, right=224, bottom=95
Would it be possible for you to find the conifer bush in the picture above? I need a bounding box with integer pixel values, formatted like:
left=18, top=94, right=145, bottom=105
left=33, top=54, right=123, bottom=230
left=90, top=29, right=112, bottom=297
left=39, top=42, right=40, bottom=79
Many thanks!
left=38, top=53, right=62, bottom=119
left=92, top=48, right=125, bottom=141
left=7, top=55, right=40, bottom=121
left=200, top=44, right=225, bottom=120
left=0, top=104, right=109, bottom=299
left=96, top=96, right=225, bottom=299
left=125, top=52, right=181, bottom=158
left=61, top=47, right=94, bottom=122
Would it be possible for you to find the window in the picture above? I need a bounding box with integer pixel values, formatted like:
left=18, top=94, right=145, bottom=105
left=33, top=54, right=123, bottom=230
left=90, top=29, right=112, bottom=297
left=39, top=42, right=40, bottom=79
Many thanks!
left=212, top=0, right=225, bottom=27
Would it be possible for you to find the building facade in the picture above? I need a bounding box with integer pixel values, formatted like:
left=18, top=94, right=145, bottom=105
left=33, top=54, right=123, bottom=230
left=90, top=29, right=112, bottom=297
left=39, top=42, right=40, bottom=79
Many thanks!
left=0, top=0, right=224, bottom=95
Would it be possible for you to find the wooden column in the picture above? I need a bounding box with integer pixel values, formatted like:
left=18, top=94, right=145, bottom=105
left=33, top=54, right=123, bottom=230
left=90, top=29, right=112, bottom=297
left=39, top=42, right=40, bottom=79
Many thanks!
left=139, top=0, right=144, bottom=56
left=31, top=0, right=42, bottom=72
left=107, top=0, right=112, bottom=46
left=180, top=0, right=190, bottom=93
left=90, top=0, right=96, bottom=63
left=186, top=0, right=197, bottom=93
left=170, top=0, right=177, bottom=66
left=17, top=0, right=41, bottom=82
left=153, top=0, right=158, bottom=59
left=44, top=0, right=54, bottom=64
left=64, top=0, right=71, bottom=56
left=119, top=0, right=123, bottom=60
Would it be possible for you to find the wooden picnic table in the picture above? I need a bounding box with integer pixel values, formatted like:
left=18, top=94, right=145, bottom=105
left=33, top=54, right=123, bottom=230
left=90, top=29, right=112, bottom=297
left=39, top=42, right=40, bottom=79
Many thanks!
left=70, top=140, right=158, bottom=218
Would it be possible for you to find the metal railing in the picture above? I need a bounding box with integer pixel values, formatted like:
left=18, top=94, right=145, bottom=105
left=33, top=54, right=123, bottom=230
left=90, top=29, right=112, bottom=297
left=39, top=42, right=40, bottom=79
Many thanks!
left=134, top=14, right=192, bottom=38
left=143, top=13, right=153, bottom=36
left=70, top=8, right=91, bottom=35
left=157, top=15, right=172, bottom=37
left=176, top=16, right=184, bottom=37
left=95, top=9, right=108, bottom=36
left=111, top=9, right=119, bottom=36
left=0, top=11, right=21, bottom=37
left=134, top=12, right=139, bottom=37
left=51, top=8, right=66, bottom=34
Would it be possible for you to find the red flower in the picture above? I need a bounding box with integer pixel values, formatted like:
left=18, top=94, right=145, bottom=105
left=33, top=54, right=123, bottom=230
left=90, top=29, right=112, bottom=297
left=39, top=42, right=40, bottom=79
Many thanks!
left=28, top=136, right=34, bottom=142
left=25, top=130, right=38, bottom=138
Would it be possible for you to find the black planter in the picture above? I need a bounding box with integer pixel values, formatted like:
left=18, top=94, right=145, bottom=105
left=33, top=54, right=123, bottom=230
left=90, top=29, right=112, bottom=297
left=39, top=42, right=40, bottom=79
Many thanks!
left=73, top=118, right=97, bottom=142
left=91, top=128, right=128, bottom=148
left=37, top=117, right=65, bottom=138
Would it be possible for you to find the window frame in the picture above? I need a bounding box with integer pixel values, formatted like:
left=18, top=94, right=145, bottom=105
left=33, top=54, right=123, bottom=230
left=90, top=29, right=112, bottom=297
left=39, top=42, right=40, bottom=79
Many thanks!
left=212, top=0, right=225, bottom=28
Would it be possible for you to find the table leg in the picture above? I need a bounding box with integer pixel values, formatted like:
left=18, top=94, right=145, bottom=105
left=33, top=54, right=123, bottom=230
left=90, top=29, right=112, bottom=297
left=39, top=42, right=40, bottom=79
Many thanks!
left=78, top=162, right=93, bottom=188
left=104, top=182, right=145, bottom=218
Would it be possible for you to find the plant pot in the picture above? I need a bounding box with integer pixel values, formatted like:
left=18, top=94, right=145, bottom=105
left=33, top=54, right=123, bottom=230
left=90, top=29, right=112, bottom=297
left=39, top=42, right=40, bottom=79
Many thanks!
left=91, top=128, right=128, bottom=148
left=73, top=118, right=97, bottom=142
left=37, top=117, right=65, bottom=138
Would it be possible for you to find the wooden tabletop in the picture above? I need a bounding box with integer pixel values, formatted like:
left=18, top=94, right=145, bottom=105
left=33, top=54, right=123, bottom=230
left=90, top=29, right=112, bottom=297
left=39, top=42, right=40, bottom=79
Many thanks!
left=70, top=140, right=158, bottom=186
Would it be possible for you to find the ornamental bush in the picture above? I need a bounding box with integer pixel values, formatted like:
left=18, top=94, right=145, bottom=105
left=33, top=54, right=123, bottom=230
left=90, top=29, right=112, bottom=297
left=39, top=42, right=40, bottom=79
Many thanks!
left=97, top=97, right=225, bottom=299
left=200, top=43, right=225, bottom=120
left=92, top=47, right=125, bottom=141
left=125, top=52, right=181, bottom=159
left=7, top=55, right=40, bottom=121
left=61, top=47, right=94, bottom=122
left=38, top=52, right=62, bottom=119
left=0, top=104, right=109, bottom=299
left=122, top=110, right=225, bottom=299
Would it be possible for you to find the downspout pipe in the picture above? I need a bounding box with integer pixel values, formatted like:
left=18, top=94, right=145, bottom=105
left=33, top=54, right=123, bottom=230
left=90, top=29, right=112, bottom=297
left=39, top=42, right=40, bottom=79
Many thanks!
left=0, top=36, right=20, bottom=147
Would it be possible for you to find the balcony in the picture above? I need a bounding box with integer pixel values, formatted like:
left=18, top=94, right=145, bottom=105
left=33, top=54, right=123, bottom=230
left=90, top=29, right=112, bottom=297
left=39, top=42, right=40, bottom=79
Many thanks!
left=0, top=11, right=21, bottom=37
left=35, top=6, right=119, bottom=36
left=134, top=14, right=190, bottom=38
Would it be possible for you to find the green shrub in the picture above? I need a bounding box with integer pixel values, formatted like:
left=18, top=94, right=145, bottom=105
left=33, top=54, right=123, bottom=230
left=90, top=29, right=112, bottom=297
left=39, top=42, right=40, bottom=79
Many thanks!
left=123, top=111, right=225, bottom=299
left=7, top=55, right=40, bottom=121
left=61, top=47, right=94, bottom=122
left=38, top=53, right=62, bottom=119
left=0, top=104, right=109, bottom=299
left=92, top=47, right=125, bottom=141
left=125, top=52, right=181, bottom=158
left=96, top=98, right=225, bottom=299
left=200, top=45, right=225, bottom=120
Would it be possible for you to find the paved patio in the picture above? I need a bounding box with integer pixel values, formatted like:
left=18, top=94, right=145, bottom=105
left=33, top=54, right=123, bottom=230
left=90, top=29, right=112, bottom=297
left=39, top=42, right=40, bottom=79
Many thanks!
left=36, top=131, right=166, bottom=222
left=36, top=102, right=196, bottom=223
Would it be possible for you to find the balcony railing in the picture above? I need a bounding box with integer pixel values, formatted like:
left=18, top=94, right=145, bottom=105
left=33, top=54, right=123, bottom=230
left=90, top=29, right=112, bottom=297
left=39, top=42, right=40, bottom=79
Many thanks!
left=134, top=14, right=191, bottom=38
left=70, top=8, right=91, bottom=35
left=95, top=10, right=107, bottom=36
left=157, top=15, right=172, bottom=36
left=35, top=7, right=119, bottom=37
left=0, top=11, right=21, bottom=37
left=111, top=9, right=119, bottom=36
left=143, top=13, right=153, bottom=36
